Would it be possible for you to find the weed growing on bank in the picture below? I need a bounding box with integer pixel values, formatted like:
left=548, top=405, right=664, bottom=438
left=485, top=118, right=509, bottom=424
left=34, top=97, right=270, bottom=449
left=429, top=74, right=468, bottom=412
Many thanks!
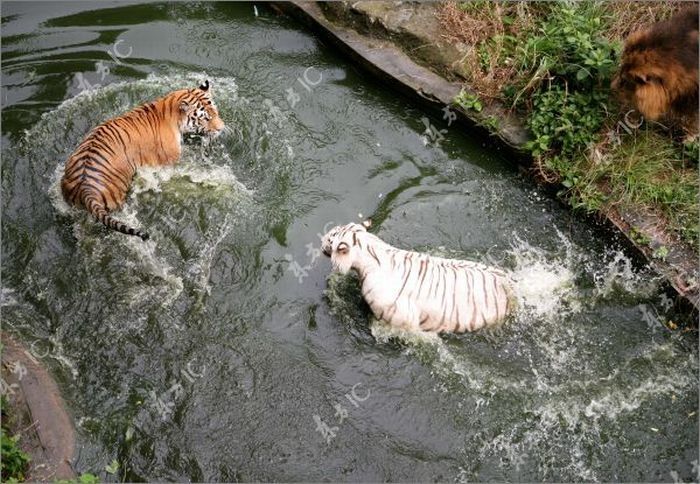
left=0, top=396, right=30, bottom=483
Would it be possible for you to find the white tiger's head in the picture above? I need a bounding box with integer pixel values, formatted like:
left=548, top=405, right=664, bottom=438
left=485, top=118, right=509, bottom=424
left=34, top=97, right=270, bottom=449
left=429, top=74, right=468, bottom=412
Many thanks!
left=321, top=221, right=371, bottom=274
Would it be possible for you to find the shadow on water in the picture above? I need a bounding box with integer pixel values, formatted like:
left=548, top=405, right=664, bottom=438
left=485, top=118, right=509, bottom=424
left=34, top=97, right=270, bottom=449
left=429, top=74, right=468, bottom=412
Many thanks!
left=1, top=2, right=697, bottom=482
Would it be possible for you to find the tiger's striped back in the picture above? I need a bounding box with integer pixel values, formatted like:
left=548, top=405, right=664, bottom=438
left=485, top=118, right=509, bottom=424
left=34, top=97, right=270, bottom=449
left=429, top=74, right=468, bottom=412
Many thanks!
left=60, top=80, right=224, bottom=240
left=321, top=222, right=515, bottom=333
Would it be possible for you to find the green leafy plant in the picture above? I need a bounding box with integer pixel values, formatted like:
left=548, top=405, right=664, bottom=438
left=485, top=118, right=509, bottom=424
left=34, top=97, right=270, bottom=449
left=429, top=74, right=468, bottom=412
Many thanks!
left=525, top=85, right=608, bottom=159
left=454, top=90, right=483, bottom=112
left=0, top=396, right=30, bottom=482
left=105, top=459, right=119, bottom=475
left=1, top=431, right=30, bottom=482
left=515, top=2, right=619, bottom=164
left=481, top=115, right=500, bottom=132
left=513, top=3, right=619, bottom=92
left=681, top=139, right=699, bottom=162
left=56, top=474, right=100, bottom=484
left=629, top=227, right=651, bottom=246
left=652, top=246, right=670, bottom=261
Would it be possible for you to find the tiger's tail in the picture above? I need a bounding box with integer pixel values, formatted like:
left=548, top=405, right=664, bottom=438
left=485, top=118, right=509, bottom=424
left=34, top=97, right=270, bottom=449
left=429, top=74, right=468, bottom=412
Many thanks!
left=81, top=191, right=150, bottom=241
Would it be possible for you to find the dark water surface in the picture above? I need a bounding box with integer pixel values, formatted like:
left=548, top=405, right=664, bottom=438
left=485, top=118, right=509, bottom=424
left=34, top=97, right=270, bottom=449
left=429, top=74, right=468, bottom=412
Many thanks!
left=2, top=2, right=697, bottom=481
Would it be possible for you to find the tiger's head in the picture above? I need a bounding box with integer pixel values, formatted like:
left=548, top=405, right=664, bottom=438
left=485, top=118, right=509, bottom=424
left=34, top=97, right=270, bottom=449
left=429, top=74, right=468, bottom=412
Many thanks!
left=178, top=80, right=225, bottom=137
left=321, top=221, right=371, bottom=274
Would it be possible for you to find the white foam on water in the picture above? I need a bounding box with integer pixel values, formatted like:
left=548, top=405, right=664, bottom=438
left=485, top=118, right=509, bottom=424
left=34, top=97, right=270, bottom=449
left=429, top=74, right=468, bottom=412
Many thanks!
left=131, top=162, right=251, bottom=196
left=507, top=230, right=580, bottom=321
left=583, top=374, right=687, bottom=420
left=0, top=287, right=19, bottom=307
left=369, top=318, right=529, bottom=393
left=503, top=228, right=662, bottom=322
left=582, top=342, right=695, bottom=421
left=33, top=71, right=239, bottom=118
left=478, top=339, right=696, bottom=481
left=76, top=416, right=99, bottom=429
left=44, top=334, right=79, bottom=380
left=501, top=229, right=667, bottom=379
left=369, top=318, right=442, bottom=346
left=124, top=251, right=184, bottom=309
left=369, top=318, right=487, bottom=391
left=68, top=204, right=184, bottom=310
left=103, top=313, right=149, bottom=343
left=591, top=250, right=660, bottom=299
left=48, top=163, right=72, bottom=215
left=187, top=213, right=234, bottom=295
left=112, top=206, right=185, bottom=306
left=1, top=288, right=80, bottom=379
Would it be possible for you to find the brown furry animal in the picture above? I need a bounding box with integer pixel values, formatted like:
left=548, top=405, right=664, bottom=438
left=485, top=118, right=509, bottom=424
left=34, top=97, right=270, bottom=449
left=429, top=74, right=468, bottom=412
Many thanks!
left=612, top=7, right=699, bottom=138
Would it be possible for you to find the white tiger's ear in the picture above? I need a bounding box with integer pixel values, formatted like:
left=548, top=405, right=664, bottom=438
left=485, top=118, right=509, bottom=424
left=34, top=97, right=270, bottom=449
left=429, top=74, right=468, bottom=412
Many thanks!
left=179, top=101, right=190, bottom=113
left=362, top=219, right=372, bottom=229
left=336, top=242, right=349, bottom=255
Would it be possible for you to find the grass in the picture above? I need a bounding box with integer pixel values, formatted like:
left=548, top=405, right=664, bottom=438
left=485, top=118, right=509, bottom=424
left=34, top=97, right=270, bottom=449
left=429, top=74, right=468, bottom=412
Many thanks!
left=576, top=131, right=699, bottom=245
left=438, top=1, right=681, bottom=100
left=438, top=1, right=698, bottom=248
left=438, top=1, right=539, bottom=100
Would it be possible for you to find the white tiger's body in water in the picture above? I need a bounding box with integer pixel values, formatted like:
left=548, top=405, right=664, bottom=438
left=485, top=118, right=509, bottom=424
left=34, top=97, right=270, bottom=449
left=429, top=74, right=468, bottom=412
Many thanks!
left=321, top=222, right=515, bottom=333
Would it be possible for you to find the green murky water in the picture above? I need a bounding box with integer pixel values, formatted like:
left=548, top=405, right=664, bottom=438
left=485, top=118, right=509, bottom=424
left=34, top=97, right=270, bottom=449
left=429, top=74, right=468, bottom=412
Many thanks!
left=1, top=2, right=697, bottom=481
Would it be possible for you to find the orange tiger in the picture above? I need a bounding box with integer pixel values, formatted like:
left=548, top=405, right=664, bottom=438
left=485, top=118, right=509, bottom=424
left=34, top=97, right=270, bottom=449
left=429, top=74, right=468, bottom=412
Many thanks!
left=60, top=80, right=225, bottom=240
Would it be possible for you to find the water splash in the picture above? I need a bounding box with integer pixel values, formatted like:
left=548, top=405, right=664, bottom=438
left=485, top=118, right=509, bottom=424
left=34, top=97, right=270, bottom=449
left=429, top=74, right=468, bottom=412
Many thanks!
left=479, top=342, right=695, bottom=481
left=130, top=163, right=251, bottom=196
left=187, top=213, right=234, bottom=296
left=369, top=318, right=440, bottom=345
left=507, top=232, right=580, bottom=320
left=48, top=163, right=72, bottom=215
left=591, top=250, right=660, bottom=300
left=504, top=229, right=660, bottom=321
left=0, top=287, right=20, bottom=307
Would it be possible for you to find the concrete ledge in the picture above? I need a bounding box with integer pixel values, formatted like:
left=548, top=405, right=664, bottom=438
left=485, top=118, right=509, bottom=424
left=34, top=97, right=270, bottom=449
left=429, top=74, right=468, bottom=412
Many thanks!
left=273, top=0, right=529, bottom=152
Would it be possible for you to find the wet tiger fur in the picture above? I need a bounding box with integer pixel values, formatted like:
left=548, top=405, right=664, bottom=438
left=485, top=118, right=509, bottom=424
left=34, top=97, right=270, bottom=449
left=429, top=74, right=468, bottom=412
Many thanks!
left=612, top=7, right=699, bottom=138
left=60, top=80, right=225, bottom=240
left=321, top=222, right=515, bottom=333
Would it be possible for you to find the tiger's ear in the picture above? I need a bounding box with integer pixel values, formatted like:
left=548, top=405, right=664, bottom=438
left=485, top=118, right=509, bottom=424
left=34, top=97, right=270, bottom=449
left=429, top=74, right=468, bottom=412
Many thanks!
left=179, top=101, right=190, bottom=113
left=199, top=79, right=210, bottom=91
left=336, top=242, right=349, bottom=255
left=362, top=219, right=372, bottom=229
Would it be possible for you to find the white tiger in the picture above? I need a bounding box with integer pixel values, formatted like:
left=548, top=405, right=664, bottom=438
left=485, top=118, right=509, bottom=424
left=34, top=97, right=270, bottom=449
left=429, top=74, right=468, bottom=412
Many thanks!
left=321, top=222, right=515, bottom=333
